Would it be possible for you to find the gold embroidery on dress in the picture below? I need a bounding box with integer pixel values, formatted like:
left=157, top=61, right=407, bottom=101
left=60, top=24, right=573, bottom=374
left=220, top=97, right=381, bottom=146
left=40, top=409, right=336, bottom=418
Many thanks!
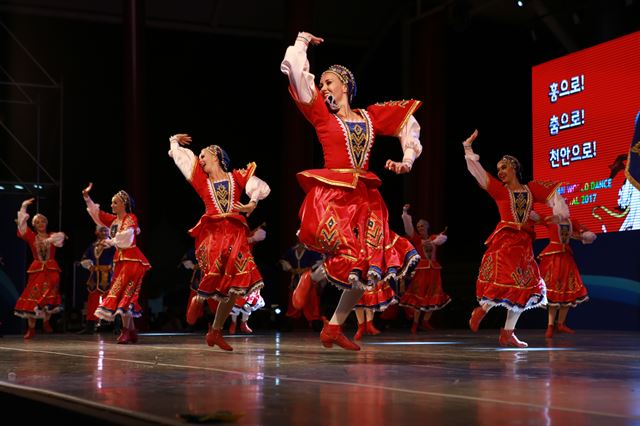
left=511, top=266, right=533, bottom=287
left=480, top=254, right=494, bottom=281
left=630, top=140, right=640, bottom=155
left=213, top=180, right=231, bottom=213
left=365, top=213, right=383, bottom=249
left=317, top=208, right=343, bottom=252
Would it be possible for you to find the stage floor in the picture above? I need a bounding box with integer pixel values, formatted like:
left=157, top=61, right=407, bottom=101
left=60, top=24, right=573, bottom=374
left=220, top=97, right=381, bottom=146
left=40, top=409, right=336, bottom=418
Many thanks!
left=0, top=330, right=639, bottom=425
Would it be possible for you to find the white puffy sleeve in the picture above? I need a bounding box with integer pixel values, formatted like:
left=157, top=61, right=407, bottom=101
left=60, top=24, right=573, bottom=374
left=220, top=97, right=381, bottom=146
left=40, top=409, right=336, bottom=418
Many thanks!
left=398, top=115, right=422, bottom=169
left=432, top=234, right=448, bottom=246
left=168, top=137, right=197, bottom=180
left=112, top=228, right=135, bottom=249
left=401, top=211, right=415, bottom=237
left=463, top=142, right=489, bottom=189
left=246, top=176, right=271, bottom=204
left=547, top=192, right=569, bottom=220
left=280, top=35, right=317, bottom=104
left=47, top=232, right=66, bottom=248
left=84, top=197, right=107, bottom=228
left=16, top=206, right=29, bottom=236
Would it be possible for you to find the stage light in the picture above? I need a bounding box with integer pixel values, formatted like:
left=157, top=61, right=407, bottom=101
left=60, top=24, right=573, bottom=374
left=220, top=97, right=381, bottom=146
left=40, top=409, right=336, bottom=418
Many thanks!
left=516, top=0, right=524, bottom=6
left=33, top=184, right=43, bottom=189
left=0, top=185, right=4, bottom=190
left=274, top=308, right=282, bottom=315
left=14, top=184, right=24, bottom=190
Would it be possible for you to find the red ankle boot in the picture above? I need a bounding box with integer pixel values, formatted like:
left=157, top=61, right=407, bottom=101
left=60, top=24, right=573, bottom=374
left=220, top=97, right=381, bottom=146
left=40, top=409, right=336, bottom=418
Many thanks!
left=354, top=323, right=366, bottom=340
left=240, top=321, right=253, bottom=334
left=499, top=328, right=528, bottom=348
left=410, top=322, right=418, bottom=335
left=42, top=321, right=53, bottom=333
left=117, top=327, right=130, bottom=344
left=320, top=319, right=360, bottom=351
left=292, top=270, right=313, bottom=310
left=228, top=320, right=237, bottom=334
left=186, top=297, right=204, bottom=325
left=205, top=327, right=233, bottom=351
left=365, top=320, right=381, bottom=336
left=128, top=328, right=138, bottom=344
left=545, top=325, right=554, bottom=339
left=469, top=307, right=487, bottom=332
left=24, top=327, right=36, bottom=340
left=420, top=319, right=435, bottom=331
left=556, top=323, right=575, bottom=334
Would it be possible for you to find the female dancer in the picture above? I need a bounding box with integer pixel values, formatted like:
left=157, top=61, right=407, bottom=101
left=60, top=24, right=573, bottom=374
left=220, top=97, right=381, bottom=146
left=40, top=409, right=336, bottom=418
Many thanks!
left=169, top=134, right=270, bottom=351
left=281, top=31, right=422, bottom=350
left=82, top=184, right=151, bottom=344
left=463, top=129, right=569, bottom=347
left=14, top=198, right=65, bottom=339
left=537, top=215, right=596, bottom=338
left=399, top=204, right=451, bottom=334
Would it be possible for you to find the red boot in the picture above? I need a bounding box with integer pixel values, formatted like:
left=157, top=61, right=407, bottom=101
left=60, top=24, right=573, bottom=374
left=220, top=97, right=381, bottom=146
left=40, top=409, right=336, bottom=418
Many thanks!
left=354, top=323, right=366, bottom=340
left=365, top=320, right=381, bottom=336
left=128, top=328, right=138, bottom=344
left=420, top=319, right=435, bottom=331
left=240, top=321, right=253, bottom=334
left=23, top=327, right=36, bottom=340
left=117, top=327, right=130, bottom=344
left=292, top=270, right=313, bottom=310
left=205, top=327, right=233, bottom=351
left=320, top=319, right=360, bottom=351
left=499, top=328, right=528, bottom=348
left=42, top=320, right=53, bottom=333
left=410, top=322, right=418, bottom=335
left=469, top=307, right=487, bottom=332
left=228, top=320, right=237, bottom=334
left=186, top=297, right=204, bottom=325
left=556, top=323, right=575, bottom=334
left=545, top=325, right=554, bottom=339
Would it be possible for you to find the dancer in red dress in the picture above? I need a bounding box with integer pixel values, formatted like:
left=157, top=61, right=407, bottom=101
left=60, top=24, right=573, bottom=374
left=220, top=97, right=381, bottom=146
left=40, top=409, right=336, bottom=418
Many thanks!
left=399, top=204, right=451, bottom=334
left=14, top=198, right=65, bottom=339
left=82, top=183, right=151, bottom=344
left=537, top=216, right=596, bottom=338
left=280, top=242, right=324, bottom=326
left=463, top=130, right=569, bottom=347
left=169, top=133, right=270, bottom=351
left=281, top=31, right=422, bottom=350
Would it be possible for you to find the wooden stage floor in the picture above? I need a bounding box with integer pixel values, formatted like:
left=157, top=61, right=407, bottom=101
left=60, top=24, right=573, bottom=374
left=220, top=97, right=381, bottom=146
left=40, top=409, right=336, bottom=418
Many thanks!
left=0, top=330, right=639, bottom=425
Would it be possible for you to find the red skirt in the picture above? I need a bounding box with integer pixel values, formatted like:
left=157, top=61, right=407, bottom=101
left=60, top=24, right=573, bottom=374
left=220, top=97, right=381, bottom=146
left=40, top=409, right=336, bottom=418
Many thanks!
left=399, top=264, right=451, bottom=312
left=355, top=280, right=398, bottom=311
left=14, top=267, right=62, bottom=318
left=539, top=252, right=589, bottom=307
left=95, top=260, right=149, bottom=321
left=298, top=181, right=419, bottom=293
left=476, top=228, right=546, bottom=312
left=193, top=218, right=264, bottom=301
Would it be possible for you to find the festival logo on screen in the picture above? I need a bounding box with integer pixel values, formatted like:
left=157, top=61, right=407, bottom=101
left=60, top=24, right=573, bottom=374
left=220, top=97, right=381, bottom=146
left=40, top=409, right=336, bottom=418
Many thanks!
left=532, top=31, right=640, bottom=235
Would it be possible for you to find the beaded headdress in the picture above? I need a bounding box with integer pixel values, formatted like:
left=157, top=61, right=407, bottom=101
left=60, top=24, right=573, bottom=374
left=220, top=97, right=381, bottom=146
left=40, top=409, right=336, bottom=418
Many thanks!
left=205, top=145, right=231, bottom=172
left=321, top=64, right=357, bottom=102
left=499, top=155, right=523, bottom=181
left=115, top=190, right=134, bottom=213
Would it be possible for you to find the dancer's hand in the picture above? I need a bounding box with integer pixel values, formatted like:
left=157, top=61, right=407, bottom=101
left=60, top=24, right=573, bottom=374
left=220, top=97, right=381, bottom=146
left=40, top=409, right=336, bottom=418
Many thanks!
left=385, top=160, right=410, bottom=174
left=403, top=204, right=410, bottom=212
left=82, top=182, right=93, bottom=198
left=234, top=201, right=257, bottom=217
left=170, top=134, right=191, bottom=146
left=297, top=32, right=324, bottom=46
left=462, top=129, right=478, bottom=147
left=21, top=198, right=35, bottom=209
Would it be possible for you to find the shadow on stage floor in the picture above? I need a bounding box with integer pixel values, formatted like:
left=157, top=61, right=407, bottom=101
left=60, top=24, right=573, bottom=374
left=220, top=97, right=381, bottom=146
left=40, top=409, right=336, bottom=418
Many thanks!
left=0, top=330, right=639, bottom=425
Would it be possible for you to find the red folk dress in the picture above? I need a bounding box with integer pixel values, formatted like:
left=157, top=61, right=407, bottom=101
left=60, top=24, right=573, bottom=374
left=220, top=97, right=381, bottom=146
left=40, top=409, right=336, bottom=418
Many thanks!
left=476, top=175, right=561, bottom=311
left=538, top=219, right=589, bottom=307
left=169, top=143, right=270, bottom=301
left=91, top=210, right=151, bottom=320
left=399, top=233, right=451, bottom=312
left=14, top=227, right=64, bottom=318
